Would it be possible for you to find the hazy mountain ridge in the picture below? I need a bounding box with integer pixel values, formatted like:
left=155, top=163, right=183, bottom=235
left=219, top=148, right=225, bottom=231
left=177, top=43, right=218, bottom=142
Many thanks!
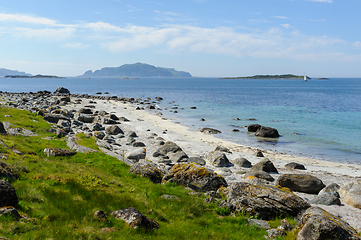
left=82, top=63, right=192, bottom=78
left=0, top=68, right=32, bottom=77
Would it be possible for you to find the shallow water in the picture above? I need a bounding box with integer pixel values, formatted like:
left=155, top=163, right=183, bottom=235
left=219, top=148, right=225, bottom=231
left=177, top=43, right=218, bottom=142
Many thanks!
left=1, top=77, right=360, bottom=163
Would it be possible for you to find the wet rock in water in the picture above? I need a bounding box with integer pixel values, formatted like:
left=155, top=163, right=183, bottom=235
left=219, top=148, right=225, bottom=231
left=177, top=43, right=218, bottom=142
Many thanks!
left=244, top=170, right=275, bottom=182
left=105, top=125, right=123, bottom=135
left=204, top=151, right=231, bottom=167
left=276, top=174, right=325, bottom=194
left=214, top=146, right=232, bottom=154
left=162, top=162, right=228, bottom=192
left=233, top=157, right=252, bottom=168
left=129, top=162, right=164, bottom=183
left=223, top=182, right=310, bottom=220
left=285, top=162, right=306, bottom=170
left=296, top=206, right=360, bottom=240
left=255, top=126, right=280, bottom=138
left=232, top=129, right=240, bottom=132
left=247, top=124, right=262, bottom=132
left=200, top=127, right=222, bottom=134
left=200, top=118, right=206, bottom=121
left=112, top=207, right=159, bottom=230
left=251, top=158, right=278, bottom=173
left=0, top=180, right=19, bottom=207
left=44, top=148, right=76, bottom=157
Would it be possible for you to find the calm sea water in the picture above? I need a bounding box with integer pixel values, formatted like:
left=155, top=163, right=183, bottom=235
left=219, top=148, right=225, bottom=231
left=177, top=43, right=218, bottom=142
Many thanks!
left=1, top=77, right=360, bottom=164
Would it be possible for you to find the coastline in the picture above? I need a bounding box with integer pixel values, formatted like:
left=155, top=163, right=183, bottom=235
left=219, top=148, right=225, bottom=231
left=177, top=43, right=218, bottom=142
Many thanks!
left=1, top=90, right=361, bottom=231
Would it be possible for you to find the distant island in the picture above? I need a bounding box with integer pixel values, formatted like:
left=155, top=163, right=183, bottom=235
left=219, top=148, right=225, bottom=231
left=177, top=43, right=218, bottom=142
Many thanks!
left=221, top=74, right=311, bottom=80
left=0, top=68, right=31, bottom=77
left=81, top=63, right=192, bottom=78
left=4, top=74, right=64, bottom=79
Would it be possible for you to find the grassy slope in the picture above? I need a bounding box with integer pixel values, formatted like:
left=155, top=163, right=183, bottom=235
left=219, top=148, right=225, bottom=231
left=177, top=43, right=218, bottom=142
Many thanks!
left=0, top=107, right=296, bottom=239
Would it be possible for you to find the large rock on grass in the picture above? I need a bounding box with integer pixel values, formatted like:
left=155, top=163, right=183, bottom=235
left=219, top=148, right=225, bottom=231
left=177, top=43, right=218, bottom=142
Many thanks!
left=0, top=122, right=6, bottom=134
left=44, top=148, right=76, bottom=157
left=129, top=162, right=164, bottom=183
left=223, top=182, right=310, bottom=220
left=112, top=207, right=159, bottom=230
left=297, top=207, right=361, bottom=240
left=0, top=180, right=18, bottom=207
left=162, top=162, right=227, bottom=192
left=276, top=174, right=325, bottom=194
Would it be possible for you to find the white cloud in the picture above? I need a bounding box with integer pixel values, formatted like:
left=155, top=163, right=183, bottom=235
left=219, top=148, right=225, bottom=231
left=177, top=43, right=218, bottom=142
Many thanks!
left=0, top=13, right=73, bottom=27
left=274, top=16, right=289, bottom=19
left=13, top=27, right=76, bottom=40
left=281, top=24, right=291, bottom=29
left=354, top=41, right=361, bottom=48
left=63, top=43, right=90, bottom=49
left=308, top=0, right=332, bottom=3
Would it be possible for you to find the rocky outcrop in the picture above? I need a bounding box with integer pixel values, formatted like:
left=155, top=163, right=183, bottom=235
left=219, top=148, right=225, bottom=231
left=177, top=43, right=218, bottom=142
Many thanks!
left=223, top=182, right=310, bottom=220
left=276, top=174, right=325, bottom=194
left=0, top=180, right=18, bottom=207
left=44, top=148, right=77, bottom=157
left=128, top=162, right=164, bottom=183
left=112, top=207, right=159, bottom=229
left=162, top=162, right=228, bottom=192
left=297, top=207, right=361, bottom=240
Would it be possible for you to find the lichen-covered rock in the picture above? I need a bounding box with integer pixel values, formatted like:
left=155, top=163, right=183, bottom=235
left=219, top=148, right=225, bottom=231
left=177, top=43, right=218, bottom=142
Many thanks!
left=223, top=182, right=310, bottom=220
left=204, top=151, right=231, bottom=167
left=251, top=159, right=278, bottom=173
left=276, top=174, right=325, bottom=194
left=105, top=125, right=124, bottom=135
left=44, top=148, right=76, bottom=157
left=297, top=207, right=361, bottom=240
left=0, top=180, right=18, bottom=207
left=129, top=162, right=163, bottom=183
left=309, top=195, right=341, bottom=205
left=187, top=157, right=206, bottom=166
left=112, top=207, right=159, bottom=229
left=162, top=162, right=228, bottom=192
left=244, top=170, right=275, bottom=182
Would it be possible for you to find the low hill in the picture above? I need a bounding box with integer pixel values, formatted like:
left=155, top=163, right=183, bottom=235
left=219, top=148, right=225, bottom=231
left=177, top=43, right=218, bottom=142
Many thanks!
left=82, top=63, right=192, bottom=78
left=221, top=74, right=311, bottom=80
left=0, top=68, right=31, bottom=77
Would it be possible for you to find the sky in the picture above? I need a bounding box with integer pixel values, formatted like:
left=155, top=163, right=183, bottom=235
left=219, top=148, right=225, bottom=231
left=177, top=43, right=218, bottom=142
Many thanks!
left=1, top=0, right=361, bottom=77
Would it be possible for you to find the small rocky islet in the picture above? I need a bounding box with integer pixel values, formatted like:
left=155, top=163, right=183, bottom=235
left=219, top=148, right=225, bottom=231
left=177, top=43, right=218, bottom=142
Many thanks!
left=1, top=87, right=361, bottom=239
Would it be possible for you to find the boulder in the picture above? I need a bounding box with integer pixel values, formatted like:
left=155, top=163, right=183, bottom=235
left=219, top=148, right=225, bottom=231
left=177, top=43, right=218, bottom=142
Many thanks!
left=126, top=148, right=146, bottom=162
left=233, top=157, right=252, bottom=168
left=105, top=125, right=123, bottom=135
left=89, top=123, right=104, bottom=131
left=204, top=151, right=231, bottom=167
left=276, top=174, right=325, bottom=194
left=297, top=206, right=360, bottom=240
left=153, top=141, right=182, bottom=157
left=255, top=126, right=280, bottom=138
left=43, top=113, right=70, bottom=124
left=340, top=181, right=361, bottom=209
left=93, top=131, right=105, bottom=140
left=247, top=124, right=261, bottom=132
left=214, top=146, right=232, bottom=154
left=162, top=162, right=228, bottom=192
left=0, top=206, right=21, bottom=220
left=66, top=137, right=97, bottom=153
left=309, top=195, right=341, bottom=205
left=0, top=122, right=6, bottom=134
left=200, top=127, right=222, bottom=134
left=244, top=170, right=275, bottom=182
left=129, top=162, right=164, bottom=183
left=167, top=151, right=188, bottom=162
left=57, top=119, right=71, bottom=128
left=188, top=157, right=206, bottom=166
left=74, top=113, right=95, bottom=123
left=53, top=87, right=70, bottom=94
left=256, top=151, right=264, bottom=157
left=223, top=182, right=310, bottom=220
left=251, top=159, right=278, bottom=173
left=44, top=148, right=76, bottom=157
left=0, top=180, right=18, bottom=207
left=132, top=142, right=146, bottom=147
left=285, top=162, right=306, bottom=170
left=319, top=183, right=340, bottom=198
left=112, top=207, right=159, bottom=230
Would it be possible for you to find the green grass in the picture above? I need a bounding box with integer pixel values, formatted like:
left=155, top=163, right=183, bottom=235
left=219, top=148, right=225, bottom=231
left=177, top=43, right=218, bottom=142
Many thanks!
left=0, top=107, right=294, bottom=239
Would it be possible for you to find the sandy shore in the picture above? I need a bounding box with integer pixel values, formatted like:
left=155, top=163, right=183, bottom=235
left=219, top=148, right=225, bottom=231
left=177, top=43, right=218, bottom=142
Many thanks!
left=61, top=97, right=361, bottom=231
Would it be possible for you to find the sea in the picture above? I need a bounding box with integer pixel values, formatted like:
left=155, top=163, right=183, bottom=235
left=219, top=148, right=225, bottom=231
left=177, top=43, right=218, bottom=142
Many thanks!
left=1, top=77, right=360, bottom=164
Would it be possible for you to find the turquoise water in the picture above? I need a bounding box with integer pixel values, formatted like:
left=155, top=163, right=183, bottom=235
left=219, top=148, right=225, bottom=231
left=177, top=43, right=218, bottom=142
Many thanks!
left=1, top=77, right=360, bottom=163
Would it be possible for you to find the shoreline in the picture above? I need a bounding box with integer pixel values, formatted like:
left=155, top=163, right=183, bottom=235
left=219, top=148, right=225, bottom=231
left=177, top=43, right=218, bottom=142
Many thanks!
left=1, top=90, right=361, bottom=231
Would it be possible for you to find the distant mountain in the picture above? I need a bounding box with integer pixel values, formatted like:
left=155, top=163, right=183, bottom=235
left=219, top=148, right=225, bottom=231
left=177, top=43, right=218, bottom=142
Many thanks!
left=82, top=63, right=192, bottom=78
left=0, top=68, right=32, bottom=77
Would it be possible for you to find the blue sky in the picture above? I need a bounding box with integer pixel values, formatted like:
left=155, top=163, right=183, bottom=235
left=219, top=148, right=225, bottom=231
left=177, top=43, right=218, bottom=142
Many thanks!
left=1, top=0, right=361, bottom=77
